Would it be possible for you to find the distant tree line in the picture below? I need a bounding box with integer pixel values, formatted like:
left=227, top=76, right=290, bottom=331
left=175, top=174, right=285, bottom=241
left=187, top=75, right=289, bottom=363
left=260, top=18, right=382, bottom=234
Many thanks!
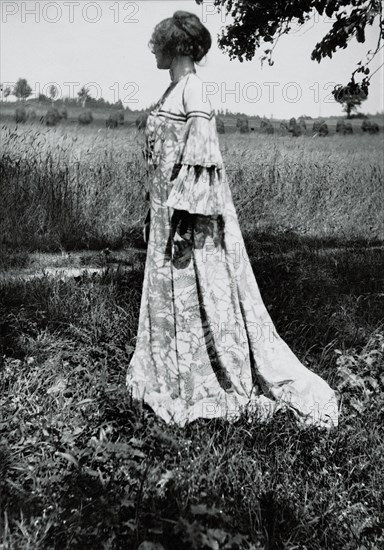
left=0, top=78, right=132, bottom=111
left=4, top=78, right=382, bottom=134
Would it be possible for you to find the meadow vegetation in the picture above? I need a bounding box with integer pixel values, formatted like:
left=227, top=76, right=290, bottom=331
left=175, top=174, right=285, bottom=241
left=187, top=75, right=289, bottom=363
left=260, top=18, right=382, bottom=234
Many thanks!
left=1, top=123, right=383, bottom=253
left=0, top=121, right=383, bottom=549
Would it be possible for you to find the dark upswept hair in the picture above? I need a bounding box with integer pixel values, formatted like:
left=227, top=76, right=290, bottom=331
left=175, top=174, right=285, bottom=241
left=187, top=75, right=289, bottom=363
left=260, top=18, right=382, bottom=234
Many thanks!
left=148, top=11, right=212, bottom=63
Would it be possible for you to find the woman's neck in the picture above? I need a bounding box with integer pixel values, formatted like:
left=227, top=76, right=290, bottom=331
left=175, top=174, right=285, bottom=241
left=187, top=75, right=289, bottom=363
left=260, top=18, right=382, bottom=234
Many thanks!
left=169, top=56, right=196, bottom=83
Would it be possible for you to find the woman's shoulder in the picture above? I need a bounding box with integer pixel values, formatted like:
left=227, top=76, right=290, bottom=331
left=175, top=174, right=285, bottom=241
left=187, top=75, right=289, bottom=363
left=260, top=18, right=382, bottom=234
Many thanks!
left=183, top=72, right=205, bottom=92
left=183, top=72, right=213, bottom=115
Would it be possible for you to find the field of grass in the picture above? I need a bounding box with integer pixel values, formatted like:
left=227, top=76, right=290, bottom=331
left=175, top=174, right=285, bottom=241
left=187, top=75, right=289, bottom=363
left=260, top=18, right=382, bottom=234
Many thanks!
left=0, top=121, right=383, bottom=549
left=1, top=122, right=383, bottom=253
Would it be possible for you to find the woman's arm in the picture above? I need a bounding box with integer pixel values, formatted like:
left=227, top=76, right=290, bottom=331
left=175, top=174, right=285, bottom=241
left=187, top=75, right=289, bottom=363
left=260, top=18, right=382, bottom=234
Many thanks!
left=166, top=75, right=224, bottom=217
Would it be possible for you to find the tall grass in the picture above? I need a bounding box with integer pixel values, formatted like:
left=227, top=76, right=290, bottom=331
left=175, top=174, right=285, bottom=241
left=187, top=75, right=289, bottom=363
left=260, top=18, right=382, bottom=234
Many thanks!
left=0, top=247, right=383, bottom=549
left=221, top=134, right=384, bottom=240
left=1, top=121, right=383, bottom=549
left=0, top=124, right=146, bottom=250
left=1, top=123, right=383, bottom=253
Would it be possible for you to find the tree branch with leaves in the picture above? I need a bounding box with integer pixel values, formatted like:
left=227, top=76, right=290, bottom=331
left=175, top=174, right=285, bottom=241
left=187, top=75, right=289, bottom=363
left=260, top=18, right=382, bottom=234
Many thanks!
left=195, top=0, right=383, bottom=100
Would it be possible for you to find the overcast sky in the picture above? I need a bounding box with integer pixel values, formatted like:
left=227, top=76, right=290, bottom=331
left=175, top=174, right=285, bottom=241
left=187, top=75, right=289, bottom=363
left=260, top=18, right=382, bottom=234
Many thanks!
left=1, top=0, right=383, bottom=118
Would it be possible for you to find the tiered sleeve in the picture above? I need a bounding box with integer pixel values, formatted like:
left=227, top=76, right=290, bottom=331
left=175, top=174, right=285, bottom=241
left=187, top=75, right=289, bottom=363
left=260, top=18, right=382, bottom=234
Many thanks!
left=166, top=75, right=224, bottom=216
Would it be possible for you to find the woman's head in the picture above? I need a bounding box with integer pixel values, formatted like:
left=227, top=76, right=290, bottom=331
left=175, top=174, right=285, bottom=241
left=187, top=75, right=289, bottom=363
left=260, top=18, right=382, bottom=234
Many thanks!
left=149, top=11, right=211, bottom=67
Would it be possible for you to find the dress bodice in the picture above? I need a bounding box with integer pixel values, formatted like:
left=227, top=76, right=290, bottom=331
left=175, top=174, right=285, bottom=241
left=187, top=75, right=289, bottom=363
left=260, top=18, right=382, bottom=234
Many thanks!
left=143, top=72, right=224, bottom=171
left=143, top=76, right=188, bottom=170
left=141, top=73, right=225, bottom=215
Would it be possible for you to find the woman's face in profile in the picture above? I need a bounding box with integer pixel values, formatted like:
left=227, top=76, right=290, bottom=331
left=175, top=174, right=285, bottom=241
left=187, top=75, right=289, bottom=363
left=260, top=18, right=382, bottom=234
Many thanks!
left=154, top=46, right=172, bottom=70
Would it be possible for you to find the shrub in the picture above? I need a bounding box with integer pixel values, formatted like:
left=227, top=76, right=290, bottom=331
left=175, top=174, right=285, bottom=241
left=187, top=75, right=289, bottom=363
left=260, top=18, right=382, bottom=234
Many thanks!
left=336, top=121, right=353, bottom=135
left=106, top=114, right=119, bottom=129
left=59, top=106, right=68, bottom=120
left=362, top=120, right=379, bottom=134
left=45, top=108, right=61, bottom=127
left=312, top=120, right=324, bottom=132
left=117, top=110, right=125, bottom=125
left=216, top=117, right=225, bottom=134
left=318, top=123, right=329, bottom=136
left=15, top=106, right=27, bottom=124
left=260, top=120, right=274, bottom=134
left=38, top=93, right=50, bottom=103
left=288, top=119, right=302, bottom=137
left=313, top=120, right=329, bottom=136
left=78, top=109, right=93, bottom=125
left=298, top=117, right=307, bottom=132
left=236, top=117, right=249, bottom=133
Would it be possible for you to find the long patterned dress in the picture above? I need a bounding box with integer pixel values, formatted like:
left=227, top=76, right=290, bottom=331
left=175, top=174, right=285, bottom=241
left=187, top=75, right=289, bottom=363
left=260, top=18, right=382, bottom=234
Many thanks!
left=126, top=71, right=339, bottom=429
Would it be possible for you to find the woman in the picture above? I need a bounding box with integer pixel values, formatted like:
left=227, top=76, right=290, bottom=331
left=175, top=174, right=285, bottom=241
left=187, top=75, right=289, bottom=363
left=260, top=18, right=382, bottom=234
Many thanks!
left=127, top=11, right=339, bottom=428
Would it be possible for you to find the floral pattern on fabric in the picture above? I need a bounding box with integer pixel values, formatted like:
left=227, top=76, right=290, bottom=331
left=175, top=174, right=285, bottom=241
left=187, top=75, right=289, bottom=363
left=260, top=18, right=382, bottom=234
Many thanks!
left=126, top=72, right=339, bottom=429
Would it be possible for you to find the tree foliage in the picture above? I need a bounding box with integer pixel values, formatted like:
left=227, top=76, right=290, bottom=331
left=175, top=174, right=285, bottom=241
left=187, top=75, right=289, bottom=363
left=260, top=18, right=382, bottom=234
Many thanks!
left=77, top=86, right=92, bottom=108
left=49, top=85, right=58, bottom=102
left=333, top=84, right=367, bottom=117
left=195, top=0, right=383, bottom=97
left=4, top=86, right=12, bottom=101
left=13, top=78, right=32, bottom=101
